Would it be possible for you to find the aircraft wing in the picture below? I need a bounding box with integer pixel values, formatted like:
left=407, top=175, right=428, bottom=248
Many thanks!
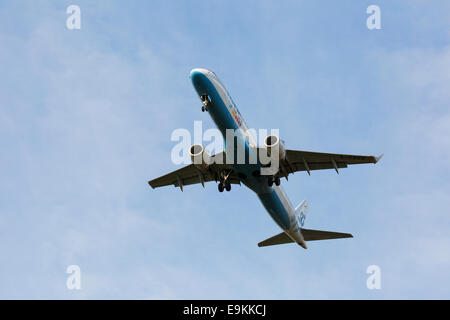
left=148, top=152, right=240, bottom=191
left=275, top=149, right=383, bottom=177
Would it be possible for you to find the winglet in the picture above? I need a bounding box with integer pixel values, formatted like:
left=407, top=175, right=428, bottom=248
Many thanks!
left=374, top=153, right=384, bottom=164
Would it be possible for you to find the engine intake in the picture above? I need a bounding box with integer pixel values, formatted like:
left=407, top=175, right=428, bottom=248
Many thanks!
left=264, top=135, right=286, bottom=162
left=189, top=144, right=212, bottom=169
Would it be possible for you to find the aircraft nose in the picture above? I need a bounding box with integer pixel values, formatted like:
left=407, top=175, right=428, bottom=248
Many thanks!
left=190, top=69, right=202, bottom=81
left=190, top=68, right=210, bottom=88
left=190, top=68, right=209, bottom=80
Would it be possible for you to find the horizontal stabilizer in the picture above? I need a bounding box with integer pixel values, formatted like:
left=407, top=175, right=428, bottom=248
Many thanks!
left=301, top=228, right=353, bottom=241
left=258, top=229, right=353, bottom=247
left=258, top=232, right=294, bottom=247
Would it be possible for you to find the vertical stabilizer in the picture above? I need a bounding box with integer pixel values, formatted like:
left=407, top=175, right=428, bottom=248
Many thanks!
left=294, top=200, right=309, bottom=228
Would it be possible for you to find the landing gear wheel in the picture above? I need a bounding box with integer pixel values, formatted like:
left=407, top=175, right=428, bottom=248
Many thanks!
left=275, top=177, right=280, bottom=186
left=268, top=178, right=274, bottom=187
left=201, top=94, right=210, bottom=112
left=218, top=182, right=224, bottom=192
left=225, top=182, right=231, bottom=192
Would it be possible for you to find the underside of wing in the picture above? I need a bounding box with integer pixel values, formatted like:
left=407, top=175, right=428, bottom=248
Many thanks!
left=148, top=151, right=241, bottom=190
left=149, top=164, right=208, bottom=189
left=275, top=149, right=383, bottom=177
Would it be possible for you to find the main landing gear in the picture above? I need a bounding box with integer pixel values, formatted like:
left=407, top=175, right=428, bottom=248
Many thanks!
left=201, top=94, right=211, bottom=112
left=218, top=181, right=231, bottom=192
left=218, top=170, right=232, bottom=192
left=268, top=176, right=281, bottom=187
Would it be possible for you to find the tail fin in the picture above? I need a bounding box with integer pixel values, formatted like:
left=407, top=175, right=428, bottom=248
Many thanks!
left=294, top=200, right=309, bottom=227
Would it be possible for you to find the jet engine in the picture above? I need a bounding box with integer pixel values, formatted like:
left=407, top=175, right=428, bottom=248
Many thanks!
left=189, top=144, right=213, bottom=170
left=264, top=135, right=286, bottom=162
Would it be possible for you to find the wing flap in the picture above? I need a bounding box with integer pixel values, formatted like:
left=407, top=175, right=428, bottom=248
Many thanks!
left=288, top=150, right=377, bottom=164
left=292, top=161, right=348, bottom=172
left=273, top=149, right=382, bottom=177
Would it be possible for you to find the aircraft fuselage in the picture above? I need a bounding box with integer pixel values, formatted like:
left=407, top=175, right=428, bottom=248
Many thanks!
left=190, top=68, right=307, bottom=248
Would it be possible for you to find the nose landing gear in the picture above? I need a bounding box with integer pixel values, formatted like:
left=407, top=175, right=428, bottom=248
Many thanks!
left=201, top=94, right=210, bottom=112
left=268, top=176, right=281, bottom=187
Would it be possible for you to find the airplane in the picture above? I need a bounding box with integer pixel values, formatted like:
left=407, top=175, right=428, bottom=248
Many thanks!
left=148, top=68, right=383, bottom=249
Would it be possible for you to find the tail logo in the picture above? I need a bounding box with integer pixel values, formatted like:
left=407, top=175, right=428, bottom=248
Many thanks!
left=299, top=212, right=306, bottom=227
left=291, top=201, right=308, bottom=232
left=291, top=212, right=305, bottom=232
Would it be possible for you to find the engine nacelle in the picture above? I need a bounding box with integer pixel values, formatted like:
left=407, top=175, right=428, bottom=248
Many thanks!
left=264, top=135, right=286, bottom=162
left=189, top=144, right=213, bottom=169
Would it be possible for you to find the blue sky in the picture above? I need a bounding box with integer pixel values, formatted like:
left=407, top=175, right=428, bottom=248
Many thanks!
left=0, top=0, right=449, bottom=299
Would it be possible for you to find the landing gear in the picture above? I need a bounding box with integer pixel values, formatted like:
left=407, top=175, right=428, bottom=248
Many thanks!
left=201, top=94, right=210, bottom=112
left=275, top=177, right=280, bottom=186
left=268, top=176, right=281, bottom=187
left=218, top=181, right=231, bottom=192
left=218, top=170, right=232, bottom=192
